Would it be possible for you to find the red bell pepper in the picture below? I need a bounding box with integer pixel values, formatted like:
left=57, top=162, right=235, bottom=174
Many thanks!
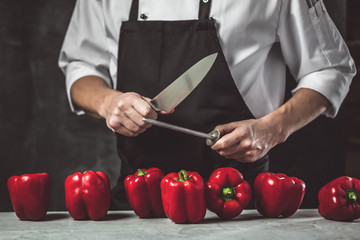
left=205, top=167, right=251, bottom=219
left=124, top=168, right=164, bottom=218
left=318, top=176, right=360, bottom=221
left=254, top=172, right=305, bottom=217
left=65, top=171, right=111, bottom=220
left=161, top=170, right=206, bottom=224
left=7, top=173, right=50, bottom=221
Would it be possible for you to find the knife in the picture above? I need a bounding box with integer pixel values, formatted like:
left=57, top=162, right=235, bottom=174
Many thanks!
left=149, top=52, right=218, bottom=112
left=306, top=0, right=313, bottom=8
left=142, top=118, right=220, bottom=146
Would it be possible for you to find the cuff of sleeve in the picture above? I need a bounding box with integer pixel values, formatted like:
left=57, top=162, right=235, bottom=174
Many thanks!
left=65, top=61, right=113, bottom=115
left=291, top=69, right=351, bottom=118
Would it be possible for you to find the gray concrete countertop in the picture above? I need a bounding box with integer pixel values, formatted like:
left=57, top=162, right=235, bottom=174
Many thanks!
left=0, top=210, right=358, bottom=240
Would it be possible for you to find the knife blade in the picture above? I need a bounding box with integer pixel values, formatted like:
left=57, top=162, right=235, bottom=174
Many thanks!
left=306, top=0, right=313, bottom=8
left=149, top=52, right=218, bottom=112
left=142, top=118, right=220, bottom=146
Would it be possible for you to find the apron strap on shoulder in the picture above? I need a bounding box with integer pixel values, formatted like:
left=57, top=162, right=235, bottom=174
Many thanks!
left=199, top=0, right=212, bottom=20
left=130, top=0, right=212, bottom=21
left=129, top=0, right=139, bottom=21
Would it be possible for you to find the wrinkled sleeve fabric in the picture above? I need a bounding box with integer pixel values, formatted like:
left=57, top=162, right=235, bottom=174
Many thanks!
left=277, top=0, right=356, bottom=117
left=58, top=0, right=111, bottom=115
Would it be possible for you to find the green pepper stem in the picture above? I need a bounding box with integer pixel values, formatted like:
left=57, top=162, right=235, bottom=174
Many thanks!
left=177, top=169, right=189, bottom=182
left=136, top=169, right=146, bottom=176
left=346, top=189, right=358, bottom=204
left=221, top=186, right=236, bottom=201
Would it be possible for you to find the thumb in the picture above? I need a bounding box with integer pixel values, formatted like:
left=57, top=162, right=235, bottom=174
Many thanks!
left=160, top=108, right=175, bottom=115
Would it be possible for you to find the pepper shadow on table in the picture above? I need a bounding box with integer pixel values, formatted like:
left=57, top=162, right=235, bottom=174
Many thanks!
left=201, top=212, right=264, bottom=224
left=41, top=213, right=70, bottom=221
left=100, top=212, right=137, bottom=221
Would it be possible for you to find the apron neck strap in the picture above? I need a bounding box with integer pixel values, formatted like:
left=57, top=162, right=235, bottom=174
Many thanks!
left=129, top=0, right=139, bottom=21
left=199, top=0, right=212, bottom=20
left=129, top=0, right=212, bottom=21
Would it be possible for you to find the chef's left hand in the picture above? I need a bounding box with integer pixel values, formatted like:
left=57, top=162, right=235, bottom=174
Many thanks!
left=211, top=119, right=283, bottom=163
left=211, top=88, right=331, bottom=163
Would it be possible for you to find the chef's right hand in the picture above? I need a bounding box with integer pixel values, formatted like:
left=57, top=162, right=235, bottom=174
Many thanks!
left=102, top=92, right=158, bottom=137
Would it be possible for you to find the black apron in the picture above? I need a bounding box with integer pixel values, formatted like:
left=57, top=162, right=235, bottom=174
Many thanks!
left=112, top=0, right=269, bottom=209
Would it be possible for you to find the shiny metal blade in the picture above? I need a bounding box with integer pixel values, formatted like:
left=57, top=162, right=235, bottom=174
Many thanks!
left=149, top=53, right=218, bottom=112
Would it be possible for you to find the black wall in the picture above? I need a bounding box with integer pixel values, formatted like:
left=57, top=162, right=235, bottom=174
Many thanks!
left=0, top=0, right=347, bottom=211
left=0, top=0, right=120, bottom=211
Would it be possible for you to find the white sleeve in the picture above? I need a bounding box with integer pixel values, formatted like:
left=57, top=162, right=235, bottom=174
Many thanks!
left=277, top=0, right=356, bottom=118
left=58, top=0, right=111, bottom=115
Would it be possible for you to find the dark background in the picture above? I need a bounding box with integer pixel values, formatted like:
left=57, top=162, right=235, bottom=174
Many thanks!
left=0, top=0, right=359, bottom=211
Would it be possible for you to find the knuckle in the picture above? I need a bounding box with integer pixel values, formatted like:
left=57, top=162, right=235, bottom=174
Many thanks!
left=143, top=106, right=153, bottom=117
left=108, top=117, right=118, bottom=128
left=219, top=141, right=228, bottom=149
left=117, top=101, right=125, bottom=110
left=237, top=130, right=248, bottom=139
left=152, top=111, right=159, bottom=119
left=219, top=151, right=226, bottom=157
left=129, top=92, right=139, bottom=97
left=138, top=120, right=147, bottom=128
left=127, top=92, right=140, bottom=102
left=242, top=140, right=253, bottom=150
left=127, top=93, right=136, bottom=101
left=214, top=125, right=222, bottom=130
left=113, top=108, right=120, bottom=115
left=245, top=151, right=256, bottom=162
left=133, top=125, right=141, bottom=132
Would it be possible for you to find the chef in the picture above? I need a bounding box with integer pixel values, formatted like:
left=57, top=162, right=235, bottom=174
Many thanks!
left=59, top=0, right=355, bottom=209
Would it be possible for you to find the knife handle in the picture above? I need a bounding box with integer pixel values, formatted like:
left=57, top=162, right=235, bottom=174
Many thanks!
left=206, top=129, right=220, bottom=146
left=149, top=100, right=161, bottom=112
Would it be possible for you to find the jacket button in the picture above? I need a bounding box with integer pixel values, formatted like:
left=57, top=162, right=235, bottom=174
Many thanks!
left=140, top=14, right=148, bottom=20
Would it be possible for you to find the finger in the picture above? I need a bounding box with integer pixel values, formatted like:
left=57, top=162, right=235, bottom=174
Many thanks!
left=134, top=96, right=158, bottom=119
left=224, top=150, right=258, bottom=163
left=141, top=96, right=174, bottom=115
left=217, top=148, right=247, bottom=160
left=123, top=108, right=152, bottom=130
left=218, top=138, right=253, bottom=157
left=114, top=122, right=148, bottom=136
left=160, top=108, right=175, bottom=115
left=108, top=114, right=143, bottom=135
left=211, top=122, right=242, bottom=150
left=122, top=114, right=147, bottom=134
left=215, top=122, right=239, bottom=136
left=116, top=125, right=143, bottom=137
left=212, top=128, right=248, bottom=151
left=107, top=108, right=128, bottom=131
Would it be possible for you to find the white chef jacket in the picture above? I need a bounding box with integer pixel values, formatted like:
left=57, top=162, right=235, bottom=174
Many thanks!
left=59, top=0, right=356, bottom=118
